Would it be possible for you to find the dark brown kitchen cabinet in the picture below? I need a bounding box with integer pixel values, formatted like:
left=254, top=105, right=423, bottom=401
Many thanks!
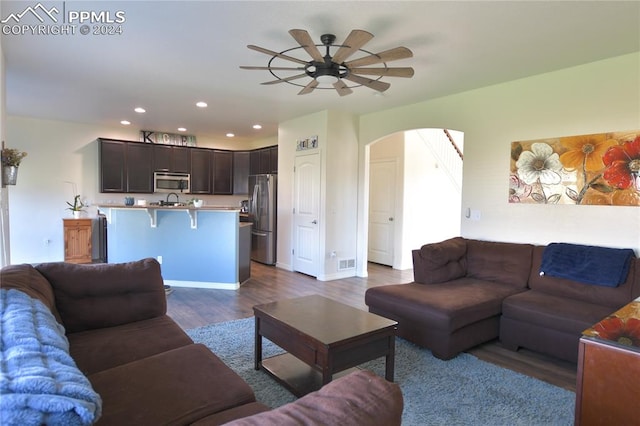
left=212, top=150, right=233, bottom=194
left=153, top=145, right=191, bottom=173
left=190, top=149, right=211, bottom=194
left=99, top=139, right=126, bottom=192
left=233, top=151, right=250, bottom=194
left=126, top=143, right=153, bottom=193
left=99, top=139, right=153, bottom=193
left=249, top=146, right=278, bottom=175
left=269, top=146, right=278, bottom=173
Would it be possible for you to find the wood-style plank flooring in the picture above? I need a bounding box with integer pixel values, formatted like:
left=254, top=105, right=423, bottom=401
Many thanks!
left=166, top=261, right=577, bottom=392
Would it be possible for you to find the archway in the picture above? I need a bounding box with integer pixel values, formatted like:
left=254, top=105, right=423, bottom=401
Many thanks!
left=364, top=128, right=464, bottom=271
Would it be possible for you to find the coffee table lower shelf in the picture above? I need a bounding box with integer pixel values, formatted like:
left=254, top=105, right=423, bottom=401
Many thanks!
left=260, top=353, right=358, bottom=397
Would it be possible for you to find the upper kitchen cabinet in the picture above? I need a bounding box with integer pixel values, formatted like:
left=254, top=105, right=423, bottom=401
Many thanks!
left=153, top=145, right=191, bottom=173
left=126, top=143, right=154, bottom=193
left=233, top=151, right=250, bottom=195
left=99, top=139, right=126, bottom=192
left=249, top=145, right=278, bottom=175
left=269, top=146, right=278, bottom=174
left=190, top=148, right=211, bottom=194
left=99, top=138, right=153, bottom=193
left=212, top=150, right=233, bottom=195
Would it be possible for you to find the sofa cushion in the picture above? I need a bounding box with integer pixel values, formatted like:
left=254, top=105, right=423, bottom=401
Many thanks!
left=35, top=258, right=166, bottom=333
left=190, top=402, right=271, bottom=425
left=502, top=290, right=614, bottom=335
left=365, top=278, right=525, bottom=332
left=89, top=344, right=256, bottom=426
left=413, top=237, right=467, bottom=284
left=528, top=246, right=637, bottom=308
left=0, top=263, right=62, bottom=323
left=223, top=370, right=403, bottom=426
left=68, top=315, right=194, bottom=375
left=465, top=240, right=533, bottom=289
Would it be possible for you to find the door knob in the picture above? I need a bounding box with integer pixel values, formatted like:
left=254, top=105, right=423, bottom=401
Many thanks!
left=388, top=217, right=394, bottom=221
left=311, top=220, right=318, bottom=224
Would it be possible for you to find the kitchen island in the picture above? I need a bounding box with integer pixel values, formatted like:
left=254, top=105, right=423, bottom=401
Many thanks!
left=97, top=205, right=251, bottom=289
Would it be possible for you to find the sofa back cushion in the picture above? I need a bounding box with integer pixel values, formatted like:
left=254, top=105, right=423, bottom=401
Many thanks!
left=0, top=264, right=62, bottom=323
left=35, top=258, right=166, bottom=333
left=465, top=240, right=533, bottom=289
left=528, top=246, right=637, bottom=308
left=413, top=237, right=468, bottom=284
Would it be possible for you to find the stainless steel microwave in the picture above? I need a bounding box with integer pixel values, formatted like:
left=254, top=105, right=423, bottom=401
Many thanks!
left=154, top=172, right=190, bottom=193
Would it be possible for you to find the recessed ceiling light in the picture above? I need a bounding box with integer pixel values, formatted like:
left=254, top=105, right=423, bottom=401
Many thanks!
left=226, top=133, right=235, bottom=138
left=177, top=127, right=187, bottom=132
left=196, top=101, right=208, bottom=108
left=120, top=120, right=131, bottom=125
left=134, top=107, right=146, bottom=113
left=252, top=124, right=262, bottom=130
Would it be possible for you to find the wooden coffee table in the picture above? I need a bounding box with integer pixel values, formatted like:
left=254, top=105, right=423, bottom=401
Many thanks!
left=253, top=295, right=397, bottom=397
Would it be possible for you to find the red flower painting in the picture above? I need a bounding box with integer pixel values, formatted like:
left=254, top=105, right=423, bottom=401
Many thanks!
left=603, top=136, right=640, bottom=190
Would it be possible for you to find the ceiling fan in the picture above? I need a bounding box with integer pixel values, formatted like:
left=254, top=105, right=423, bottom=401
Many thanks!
left=240, top=29, right=414, bottom=96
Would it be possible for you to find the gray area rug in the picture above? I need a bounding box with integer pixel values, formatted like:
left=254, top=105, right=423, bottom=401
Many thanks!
left=187, top=317, right=575, bottom=425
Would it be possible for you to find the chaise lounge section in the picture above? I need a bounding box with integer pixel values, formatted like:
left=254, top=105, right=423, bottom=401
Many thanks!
left=365, top=237, right=639, bottom=362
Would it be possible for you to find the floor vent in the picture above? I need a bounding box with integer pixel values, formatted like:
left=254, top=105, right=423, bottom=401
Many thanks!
left=338, top=258, right=356, bottom=271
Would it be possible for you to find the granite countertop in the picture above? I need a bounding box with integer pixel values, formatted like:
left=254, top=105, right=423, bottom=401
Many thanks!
left=97, top=204, right=241, bottom=211
left=582, top=296, right=640, bottom=352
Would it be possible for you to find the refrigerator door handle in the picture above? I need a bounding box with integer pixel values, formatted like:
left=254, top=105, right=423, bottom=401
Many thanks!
left=250, top=184, right=259, bottom=216
left=252, top=231, right=268, bottom=237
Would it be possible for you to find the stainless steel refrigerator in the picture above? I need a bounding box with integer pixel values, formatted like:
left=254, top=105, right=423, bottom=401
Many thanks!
left=248, top=174, right=277, bottom=265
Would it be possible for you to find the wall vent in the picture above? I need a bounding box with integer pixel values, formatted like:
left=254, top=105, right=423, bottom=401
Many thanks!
left=338, top=258, right=356, bottom=271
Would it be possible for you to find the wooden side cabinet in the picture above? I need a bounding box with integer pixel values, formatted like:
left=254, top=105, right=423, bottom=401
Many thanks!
left=64, top=219, right=92, bottom=264
left=575, top=298, right=640, bottom=426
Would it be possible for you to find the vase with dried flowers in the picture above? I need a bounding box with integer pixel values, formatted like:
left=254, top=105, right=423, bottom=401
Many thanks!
left=1, top=147, right=27, bottom=186
left=66, top=195, right=85, bottom=219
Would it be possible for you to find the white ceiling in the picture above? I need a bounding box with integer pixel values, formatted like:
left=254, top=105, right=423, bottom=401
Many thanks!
left=3, top=1, right=639, bottom=143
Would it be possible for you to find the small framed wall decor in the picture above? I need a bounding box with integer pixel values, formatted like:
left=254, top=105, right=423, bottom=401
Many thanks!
left=509, top=130, right=640, bottom=206
left=296, top=135, right=318, bottom=151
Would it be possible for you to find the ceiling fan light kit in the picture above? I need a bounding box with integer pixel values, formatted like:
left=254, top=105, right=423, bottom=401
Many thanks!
left=241, top=29, right=414, bottom=96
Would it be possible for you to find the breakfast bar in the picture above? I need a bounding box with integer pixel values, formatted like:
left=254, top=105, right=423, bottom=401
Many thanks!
left=97, top=205, right=251, bottom=289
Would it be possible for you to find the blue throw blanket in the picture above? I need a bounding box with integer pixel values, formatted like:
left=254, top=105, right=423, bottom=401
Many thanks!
left=540, top=243, right=635, bottom=287
left=0, top=289, right=102, bottom=425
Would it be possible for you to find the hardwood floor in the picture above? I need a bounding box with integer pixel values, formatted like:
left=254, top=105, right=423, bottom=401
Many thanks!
left=166, top=261, right=577, bottom=392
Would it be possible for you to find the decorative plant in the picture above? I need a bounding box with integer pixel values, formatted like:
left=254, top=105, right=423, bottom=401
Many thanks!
left=1, top=148, right=28, bottom=167
left=66, top=195, right=85, bottom=212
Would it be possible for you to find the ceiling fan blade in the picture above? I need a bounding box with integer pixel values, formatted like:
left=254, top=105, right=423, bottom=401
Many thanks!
left=240, top=66, right=305, bottom=71
left=343, top=74, right=391, bottom=92
left=349, top=67, right=414, bottom=78
left=298, top=80, right=319, bottom=95
left=289, top=29, right=325, bottom=62
left=331, top=30, right=374, bottom=64
left=345, top=47, right=413, bottom=68
left=261, top=73, right=309, bottom=85
left=333, top=80, right=353, bottom=97
left=247, top=45, right=308, bottom=65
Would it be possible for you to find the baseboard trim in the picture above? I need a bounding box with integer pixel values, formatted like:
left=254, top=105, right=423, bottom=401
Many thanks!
left=164, top=279, right=240, bottom=290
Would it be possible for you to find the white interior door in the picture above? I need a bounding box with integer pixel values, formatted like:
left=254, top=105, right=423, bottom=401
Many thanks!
left=293, top=152, right=321, bottom=276
left=368, top=159, right=396, bottom=266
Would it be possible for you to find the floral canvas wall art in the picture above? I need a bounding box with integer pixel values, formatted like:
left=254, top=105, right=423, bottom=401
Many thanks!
left=509, top=130, right=640, bottom=206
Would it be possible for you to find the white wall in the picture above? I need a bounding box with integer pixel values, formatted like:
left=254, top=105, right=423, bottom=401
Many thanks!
left=0, top=33, right=8, bottom=267
left=276, top=110, right=359, bottom=280
left=402, top=130, right=461, bottom=265
left=359, top=53, right=640, bottom=264
left=4, top=117, right=262, bottom=264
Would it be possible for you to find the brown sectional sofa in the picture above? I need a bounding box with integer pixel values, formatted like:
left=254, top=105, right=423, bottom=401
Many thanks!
left=1, top=258, right=403, bottom=425
left=365, top=237, right=639, bottom=363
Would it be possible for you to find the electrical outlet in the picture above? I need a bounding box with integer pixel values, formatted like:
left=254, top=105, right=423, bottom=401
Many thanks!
left=157, top=255, right=162, bottom=264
